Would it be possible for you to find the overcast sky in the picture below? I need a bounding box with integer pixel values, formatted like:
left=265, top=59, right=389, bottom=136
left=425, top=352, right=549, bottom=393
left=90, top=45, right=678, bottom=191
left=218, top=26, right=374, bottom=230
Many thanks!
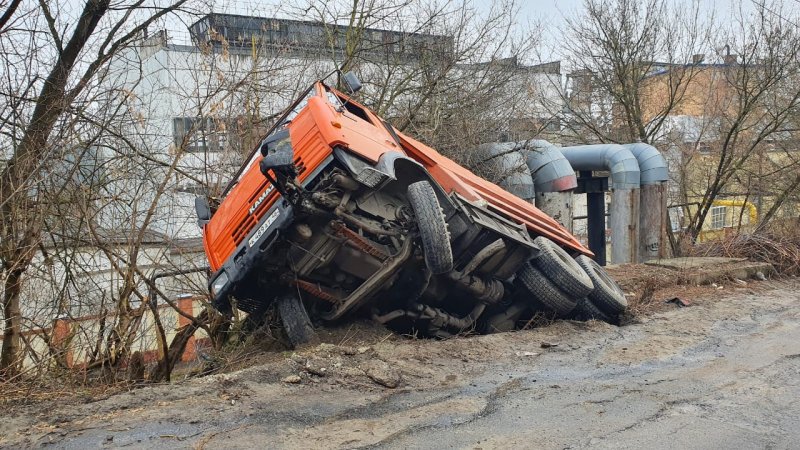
left=496, top=0, right=757, bottom=60
left=485, top=0, right=755, bottom=25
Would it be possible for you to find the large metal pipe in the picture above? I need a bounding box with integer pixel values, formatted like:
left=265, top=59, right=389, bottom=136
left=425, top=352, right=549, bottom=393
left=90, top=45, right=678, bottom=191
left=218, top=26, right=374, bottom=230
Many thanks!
left=474, top=140, right=577, bottom=194
left=474, top=143, right=535, bottom=202
left=520, top=140, right=577, bottom=231
left=560, top=144, right=640, bottom=189
left=623, top=143, right=669, bottom=261
left=521, top=140, right=578, bottom=192
left=560, top=144, right=641, bottom=264
left=623, top=143, right=668, bottom=185
left=478, top=140, right=667, bottom=264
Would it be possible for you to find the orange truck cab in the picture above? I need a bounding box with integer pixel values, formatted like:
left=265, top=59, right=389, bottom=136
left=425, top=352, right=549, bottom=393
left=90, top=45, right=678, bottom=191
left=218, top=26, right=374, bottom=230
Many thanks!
left=197, top=75, right=596, bottom=343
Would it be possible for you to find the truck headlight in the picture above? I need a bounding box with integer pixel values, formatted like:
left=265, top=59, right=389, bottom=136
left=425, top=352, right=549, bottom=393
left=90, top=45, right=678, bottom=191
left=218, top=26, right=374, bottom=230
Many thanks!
left=210, top=272, right=229, bottom=297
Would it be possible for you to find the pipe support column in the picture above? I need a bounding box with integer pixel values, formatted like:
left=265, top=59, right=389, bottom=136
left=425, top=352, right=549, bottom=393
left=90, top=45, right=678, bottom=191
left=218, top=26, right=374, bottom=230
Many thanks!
left=535, top=191, right=573, bottom=233
left=608, top=188, right=640, bottom=264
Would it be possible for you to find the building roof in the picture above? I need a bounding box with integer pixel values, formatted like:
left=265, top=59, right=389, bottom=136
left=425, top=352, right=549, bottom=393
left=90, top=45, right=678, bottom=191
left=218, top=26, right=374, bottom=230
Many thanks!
left=187, top=13, right=454, bottom=62
left=42, top=227, right=202, bottom=252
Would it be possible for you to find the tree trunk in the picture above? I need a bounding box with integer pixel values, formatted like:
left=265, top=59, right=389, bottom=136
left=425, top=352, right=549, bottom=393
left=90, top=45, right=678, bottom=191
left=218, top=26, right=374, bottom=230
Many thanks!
left=149, top=309, right=210, bottom=382
left=1, top=265, right=25, bottom=378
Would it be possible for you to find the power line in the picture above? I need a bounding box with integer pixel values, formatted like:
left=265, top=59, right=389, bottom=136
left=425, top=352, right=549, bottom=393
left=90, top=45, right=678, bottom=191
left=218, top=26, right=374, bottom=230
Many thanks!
left=752, top=0, right=800, bottom=28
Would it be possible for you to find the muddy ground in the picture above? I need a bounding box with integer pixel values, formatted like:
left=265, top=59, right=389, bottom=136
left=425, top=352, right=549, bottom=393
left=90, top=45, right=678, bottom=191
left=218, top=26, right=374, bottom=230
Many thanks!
left=2, top=276, right=799, bottom=449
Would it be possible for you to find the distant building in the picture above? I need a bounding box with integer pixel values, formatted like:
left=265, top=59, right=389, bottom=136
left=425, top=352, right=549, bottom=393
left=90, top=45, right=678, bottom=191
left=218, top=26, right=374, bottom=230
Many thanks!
left=99, top=13, right=566, bottom=242
left=638, top=54, right=800, bottom=240
left=189, top=14, right=455, bottom=62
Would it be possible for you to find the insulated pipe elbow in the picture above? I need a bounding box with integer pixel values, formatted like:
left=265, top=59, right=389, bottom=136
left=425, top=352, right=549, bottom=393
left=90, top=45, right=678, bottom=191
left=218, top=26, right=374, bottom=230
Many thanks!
left=623, top=143, right=668, bottom=185
left=520, top=140, right=578, bottom=193
left=474, top=142, right=535, bottom=201
left=559, top=144, right=641, bottom=189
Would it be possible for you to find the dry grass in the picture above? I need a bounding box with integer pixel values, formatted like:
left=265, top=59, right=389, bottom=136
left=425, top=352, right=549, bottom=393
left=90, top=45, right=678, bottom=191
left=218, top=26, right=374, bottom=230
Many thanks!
left=692, top=222, right=800, bottom=275
left=0, top=376, right=133, bottom=409
left=607, top=263, right=736, bottom=320
left=624, top=278, right=659, bottom=317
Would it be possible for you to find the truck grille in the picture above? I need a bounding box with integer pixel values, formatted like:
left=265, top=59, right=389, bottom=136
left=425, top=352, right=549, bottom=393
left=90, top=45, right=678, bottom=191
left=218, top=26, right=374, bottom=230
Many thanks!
left=232, top=179, right=270, bottom=245
left=232, top=215, right=257, bottom=245
left=230, top=137, right=316, bottom=247
left=230, top=154, right=304, bottom=247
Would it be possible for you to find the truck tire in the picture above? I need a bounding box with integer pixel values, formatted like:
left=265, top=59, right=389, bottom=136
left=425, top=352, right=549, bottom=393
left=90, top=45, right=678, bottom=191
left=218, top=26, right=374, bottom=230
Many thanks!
left=277, top=293, right=315, bottom=348
left=532, top=236, right=594, bottom=298
left=573, top=298, right=613, bottom=323
left=575, top=255, right=627, bottom=315
left=516, top=262, right=578, bottom=316
left=407, top=181, right=453, bottom=274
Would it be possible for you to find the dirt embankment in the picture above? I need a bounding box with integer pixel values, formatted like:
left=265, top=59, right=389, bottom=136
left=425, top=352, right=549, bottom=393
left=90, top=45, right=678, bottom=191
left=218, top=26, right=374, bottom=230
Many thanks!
left=1, top=261, right=793, bottom=449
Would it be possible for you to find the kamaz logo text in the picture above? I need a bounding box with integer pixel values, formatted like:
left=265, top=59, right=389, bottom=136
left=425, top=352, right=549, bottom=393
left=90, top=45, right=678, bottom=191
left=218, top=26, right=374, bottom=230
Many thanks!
left=249, top=186, right=274, bottom=215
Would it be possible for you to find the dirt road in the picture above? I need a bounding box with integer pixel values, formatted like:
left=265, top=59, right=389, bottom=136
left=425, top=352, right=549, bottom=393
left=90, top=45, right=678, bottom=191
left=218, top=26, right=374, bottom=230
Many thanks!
left=3, top=280, right=799, bottom=449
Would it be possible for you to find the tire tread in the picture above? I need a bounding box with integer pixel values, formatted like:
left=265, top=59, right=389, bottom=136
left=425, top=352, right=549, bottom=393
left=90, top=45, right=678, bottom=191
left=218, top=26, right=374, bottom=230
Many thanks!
left=517, top=263, right=578, bottom=316
left=407, top=181, right=453, bottom=274
left=277, top=294, right=315, bottom=348
left=532, top=237, right=594, bottom=297
left=575, top=255, right=627, bottom=315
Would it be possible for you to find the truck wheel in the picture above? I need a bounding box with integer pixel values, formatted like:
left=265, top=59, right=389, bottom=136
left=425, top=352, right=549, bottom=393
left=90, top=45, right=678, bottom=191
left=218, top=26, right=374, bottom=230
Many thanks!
left=573, top=298, right=613, bottom=323
left=575, top=255, right=627, bottom=315
left=516, top=262, right=578, bottom=316
left=532, top=236, right=594, bottom=298
left=407, top=181, right=453, bottom=274
left=276, top=293, right=315, bottom=348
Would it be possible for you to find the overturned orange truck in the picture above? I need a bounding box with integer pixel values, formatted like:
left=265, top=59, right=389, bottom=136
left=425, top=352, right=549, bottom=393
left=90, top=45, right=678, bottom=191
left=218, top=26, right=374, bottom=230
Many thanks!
left=196, top=74, right=627, bottom=346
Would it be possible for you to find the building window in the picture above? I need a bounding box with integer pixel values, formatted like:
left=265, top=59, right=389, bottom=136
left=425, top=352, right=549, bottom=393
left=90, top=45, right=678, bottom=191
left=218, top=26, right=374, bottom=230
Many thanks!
left=173, top=117, right=227, bottom=152
left=710, top=205, right=727, bottom=229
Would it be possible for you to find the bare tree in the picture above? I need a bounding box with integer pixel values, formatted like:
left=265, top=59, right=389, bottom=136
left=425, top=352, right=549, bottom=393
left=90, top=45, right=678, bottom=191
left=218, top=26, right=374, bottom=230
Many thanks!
left=558, top=0, right=708, bottom=144
left=680, top=1, right=800, bottom=241
left=292, top=0, right=542, bottom=163
left=0, top=0, right=344, bottom=382
left=0, top=0, right=209, bottom=378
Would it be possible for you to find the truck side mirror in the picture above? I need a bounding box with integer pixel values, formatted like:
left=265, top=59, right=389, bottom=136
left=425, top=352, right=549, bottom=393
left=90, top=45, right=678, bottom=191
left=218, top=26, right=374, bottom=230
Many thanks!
left=195, top=196, right=211, bottom=223
left=260, top=132, right=295, bottom=175
left=259, top=134, right=296, bottom=198
left=342, top=71, right=362, bottom=94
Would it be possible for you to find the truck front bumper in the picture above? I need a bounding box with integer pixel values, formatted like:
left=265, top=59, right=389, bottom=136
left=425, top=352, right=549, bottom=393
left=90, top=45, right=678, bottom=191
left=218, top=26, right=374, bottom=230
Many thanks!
left=209, top=199, right=295, bottom=310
